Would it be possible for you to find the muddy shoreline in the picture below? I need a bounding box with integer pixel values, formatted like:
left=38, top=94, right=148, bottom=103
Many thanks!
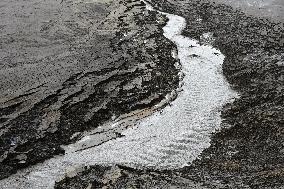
left=0, top=0, right=180, bottom=179
left=153, top=0, right=284, bottom=188
left=55, top=0, right=283, bottom=188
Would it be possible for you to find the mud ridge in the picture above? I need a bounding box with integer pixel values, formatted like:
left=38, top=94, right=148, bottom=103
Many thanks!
left=55, top=0, right=283, bottom=188
left=0, top=0, right=179, bottom=179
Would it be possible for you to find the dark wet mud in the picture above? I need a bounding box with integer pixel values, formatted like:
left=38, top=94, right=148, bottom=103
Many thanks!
left=153, top=0, right=284, bottom=188
left=0, top=0, right=179, bottom=179
left=55, top=0, right=283, bottom=188
left=1, top=0, right=283, bottom=188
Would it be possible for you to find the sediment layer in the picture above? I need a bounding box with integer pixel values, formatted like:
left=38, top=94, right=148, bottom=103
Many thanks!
left=145, top=0, right=284, bottom=188
left=0, top=0, right=179, bottom=179
left=55, top=0, right=284, bottom=188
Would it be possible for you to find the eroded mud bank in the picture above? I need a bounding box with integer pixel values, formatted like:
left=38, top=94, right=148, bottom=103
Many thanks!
left=1, top=0, right=283, bottom=188
left=149, top=0, right=284, bottom=188
left=65, top=3, right=237, bottom=170
left=0, top=0, right=180, bottom=179
left=55, top=0, right=283, bottom=188
left=0, top=0, right=239, bottom=188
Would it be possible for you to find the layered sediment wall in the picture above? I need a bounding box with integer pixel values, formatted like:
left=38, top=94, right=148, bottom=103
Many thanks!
left=148, top=0, right=284, bottom=188
left=0, top=0, right=179, bottom=179
left=55, top=0, right=284, bottom=188
left=1, top=0, right=283, bottom=188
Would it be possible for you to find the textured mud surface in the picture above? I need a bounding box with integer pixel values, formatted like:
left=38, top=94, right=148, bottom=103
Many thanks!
left=0, top=0, right=180, bottom=179
left=55, top=165, right=206, bottom=189
left=55, top=0, right=283, bottom=188
left=1, top=0, right=283, bottom=188
left=147, top=0, right=284, bottom=188
left=212, top=0, right=284, bottom=21
left=0, top=3, right=236, bottom=187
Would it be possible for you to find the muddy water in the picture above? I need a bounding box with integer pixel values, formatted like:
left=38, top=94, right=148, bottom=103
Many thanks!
left=0, top=2, right=238, bottom=189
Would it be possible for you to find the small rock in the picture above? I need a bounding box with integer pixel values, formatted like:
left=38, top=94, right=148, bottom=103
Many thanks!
left=15, top=154, right=27, bottom=164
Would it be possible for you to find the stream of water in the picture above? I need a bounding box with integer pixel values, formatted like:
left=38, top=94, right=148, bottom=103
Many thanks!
left=0, top=2, right=238, bottom=188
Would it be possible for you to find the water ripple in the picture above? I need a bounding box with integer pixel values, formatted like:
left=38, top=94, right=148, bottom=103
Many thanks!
left=0, top=2, right=238, bottom=188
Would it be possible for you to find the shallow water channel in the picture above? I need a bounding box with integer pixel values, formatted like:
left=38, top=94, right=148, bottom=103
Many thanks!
left=0, top=2, right=238, bottom=188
